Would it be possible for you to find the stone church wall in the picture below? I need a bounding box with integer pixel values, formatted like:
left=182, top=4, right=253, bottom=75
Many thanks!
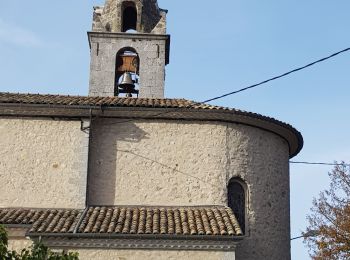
left=5, top=238, right=235, bottom=260
left=0, top=117, right=89, bottom=209
left=76, top=249, right=234, bottom=260
left=7, top=239, right=33, bottom=253
left=225, top=124, right=291, bottom=260
left=6, top=228, right=33, bottom=252
left=0, top=115, right=292, bottom=259
left=88, top=118, right=291, bottom=260
left=88, top=119, right=228, bottom=206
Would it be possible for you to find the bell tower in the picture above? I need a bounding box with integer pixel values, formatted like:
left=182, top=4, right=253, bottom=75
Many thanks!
left=88, top=0, right=170, bottom=98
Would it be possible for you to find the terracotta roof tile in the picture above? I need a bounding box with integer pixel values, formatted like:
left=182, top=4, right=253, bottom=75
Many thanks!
left=0, top=92, right=216, bottom=110
left=0, top=208, right=82, bottom=233
left=0, top=206, right=243, bottom=237
left=76, top=206, right=242, bottom=236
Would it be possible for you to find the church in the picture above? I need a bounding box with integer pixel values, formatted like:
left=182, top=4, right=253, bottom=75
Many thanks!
left=0, top=1, right=303, bottom=259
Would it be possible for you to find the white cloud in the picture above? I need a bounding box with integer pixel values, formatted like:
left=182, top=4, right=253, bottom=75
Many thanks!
left=0, top=18, right=43, bottom=47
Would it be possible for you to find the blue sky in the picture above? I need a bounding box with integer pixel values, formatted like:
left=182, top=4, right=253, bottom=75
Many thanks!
left=1, top=1, right=350, bottom=259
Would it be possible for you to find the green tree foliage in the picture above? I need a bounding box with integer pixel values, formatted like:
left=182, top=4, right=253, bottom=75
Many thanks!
left=0, top=225, right=79, bottom=260
left=305, top=163, right=350, bottom=260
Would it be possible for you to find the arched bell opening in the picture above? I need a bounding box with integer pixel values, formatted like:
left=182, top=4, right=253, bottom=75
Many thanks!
left=122, top=2, right=137, bottom=32
left=228, top=178, right=247, bottom=234
left=115, top=47, right=140, bottom=97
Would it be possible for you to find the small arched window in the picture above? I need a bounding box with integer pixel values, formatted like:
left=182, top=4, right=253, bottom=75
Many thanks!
left=122, top=3, right=137, bottom=32
left=228, top=178, right=246, bottom=234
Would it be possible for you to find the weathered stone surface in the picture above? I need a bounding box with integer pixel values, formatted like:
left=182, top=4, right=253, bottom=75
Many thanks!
left=0, top=118, right=89, bottom=209
left=88, top=118, right=291, bottom=259
left=93, top=0, right=166, bottom=34
left=1, top=115, right=292, bottom=259
left=89, top=0, right=168, bottom=99
left=88, top=33, right=168, bottom=98
left=7, top=235, right=234, bottom=260
left=76, top=249, right=234, bottom=260
left=7, top=239, right=33, bottom=252
left=6, top=237, right=234, bottom=260
left=226, top=124, right=291, bottom=260
left=88, top=119, right=228, bottom=206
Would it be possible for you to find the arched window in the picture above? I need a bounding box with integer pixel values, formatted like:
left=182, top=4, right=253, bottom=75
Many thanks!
left=115, top=47, right=140, bottom=97
left=122, top=3, right=137, bottom=32
left=228, top=178, right=246, bottom=234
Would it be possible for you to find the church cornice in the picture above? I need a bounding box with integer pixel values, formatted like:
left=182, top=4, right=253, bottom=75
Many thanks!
left=35, top=236, right=241, bottom=252
left=0, top=92, right=303, bottom=157
left=87, top=31, right=171, bottom=64
left=88, top=31, right=170, bottom=42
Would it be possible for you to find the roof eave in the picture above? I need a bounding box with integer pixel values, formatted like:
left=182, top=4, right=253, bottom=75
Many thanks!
left=0, top=103, right=303, bottom=158
left=28, top=232, right=244, bottom=241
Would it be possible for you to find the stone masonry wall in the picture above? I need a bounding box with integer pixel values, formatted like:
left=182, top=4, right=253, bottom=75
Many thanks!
left=93, top=0, right=165, bottom=34
left=8, top=239, right=33, bottom=252
left=88, top=119, right=228, bottom=206
left=0, top=115, right=291, bottom=259
left=88, top=118, right=291, bottom=260
left=89, top=34, right=167, bottom=98
left=226, top=124, right=291, bottom=260
left=76, top=249, right=234, bottom=260
left=0, top=117, right=89, bottom=209
left=7, top=228, right=33, bottom=252
left=5, top=239, right=235, bottom=260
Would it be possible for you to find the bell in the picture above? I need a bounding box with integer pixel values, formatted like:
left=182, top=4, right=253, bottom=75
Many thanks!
left=118, top=72, right=138, bottom=96
left=119, top=72, right=134, bottom=89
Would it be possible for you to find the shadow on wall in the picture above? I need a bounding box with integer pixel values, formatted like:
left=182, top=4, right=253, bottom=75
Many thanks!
left=87, top=119, right=226, bottom=206
left=87, top=119, right=149, bottom=205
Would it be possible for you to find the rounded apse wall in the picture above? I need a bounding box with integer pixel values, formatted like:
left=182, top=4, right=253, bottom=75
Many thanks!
left=88, top=118, right=291, bottom=259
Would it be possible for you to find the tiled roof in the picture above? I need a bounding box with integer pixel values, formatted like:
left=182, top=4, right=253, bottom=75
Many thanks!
left=0, top=92, right=222, bottom=110
left=0, top=92, right=303, bottom=158
left=0, top=206, right=243, bottom=237
left=77, top=206, right=242, bottom=236
left=0, top=208, right=83, bottom=233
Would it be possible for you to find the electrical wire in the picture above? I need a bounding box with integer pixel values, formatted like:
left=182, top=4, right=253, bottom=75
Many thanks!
left=203, top=47, right=350, bottom=103
left=101, top=47, right=350, bottom=127
left=290, top=161, right=350, bottom=167
left=95, top=47, right=350, bottom=171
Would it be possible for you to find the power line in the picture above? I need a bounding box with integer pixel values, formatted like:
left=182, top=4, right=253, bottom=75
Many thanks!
left=203, top=47, right=350, bottom=103
left=101, top=46, right=350, bottom=127
left=290, top=161, right=350, bottom=167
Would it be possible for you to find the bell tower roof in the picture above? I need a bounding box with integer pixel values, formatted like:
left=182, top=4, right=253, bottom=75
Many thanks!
left=93, top=0, right=167, bottom=34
